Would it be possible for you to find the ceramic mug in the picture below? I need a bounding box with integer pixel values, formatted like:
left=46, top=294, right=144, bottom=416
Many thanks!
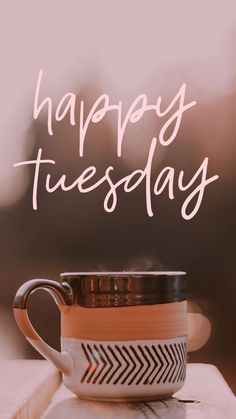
left=13, top=271, right=187, bottom=401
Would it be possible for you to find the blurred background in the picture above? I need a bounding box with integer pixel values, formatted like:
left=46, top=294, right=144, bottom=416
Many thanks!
left=0, top=0, right=236, bottom=393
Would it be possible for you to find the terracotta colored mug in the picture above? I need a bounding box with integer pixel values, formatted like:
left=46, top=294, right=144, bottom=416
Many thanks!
left=13, top=271, right=187, bottom=401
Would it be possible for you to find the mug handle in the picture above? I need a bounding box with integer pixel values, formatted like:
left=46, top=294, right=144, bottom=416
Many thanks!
left=13, top=279, right=74, bottom=375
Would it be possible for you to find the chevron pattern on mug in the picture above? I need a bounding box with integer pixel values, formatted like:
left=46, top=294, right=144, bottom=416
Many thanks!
left=80, top=338, right=186, bottom=386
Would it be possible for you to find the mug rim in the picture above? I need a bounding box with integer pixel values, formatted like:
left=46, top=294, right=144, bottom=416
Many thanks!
left=60, top=271, right=186, bottom=277
left=59, top=271, right=187, bottom=307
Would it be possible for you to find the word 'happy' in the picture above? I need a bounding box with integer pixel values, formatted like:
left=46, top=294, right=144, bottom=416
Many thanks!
left=14, top=70, right=219, bottom=220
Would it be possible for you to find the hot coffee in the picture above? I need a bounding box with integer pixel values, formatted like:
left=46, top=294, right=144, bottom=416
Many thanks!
left=14, top=271, right=187, bottom=401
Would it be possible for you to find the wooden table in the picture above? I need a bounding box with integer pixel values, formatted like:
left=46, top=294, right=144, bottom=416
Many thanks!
left=1, top=361, right=235, bottom=418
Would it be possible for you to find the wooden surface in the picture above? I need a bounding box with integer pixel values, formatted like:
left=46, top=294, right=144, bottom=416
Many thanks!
left=0, top=360, right=60, bottom=419
left=43, top=364, right=236, bottom=419
left=0, top=361, right=235, bottom=418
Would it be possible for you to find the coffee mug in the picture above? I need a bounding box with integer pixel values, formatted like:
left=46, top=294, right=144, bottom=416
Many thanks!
left=13, top=271, right=187, bottom=401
